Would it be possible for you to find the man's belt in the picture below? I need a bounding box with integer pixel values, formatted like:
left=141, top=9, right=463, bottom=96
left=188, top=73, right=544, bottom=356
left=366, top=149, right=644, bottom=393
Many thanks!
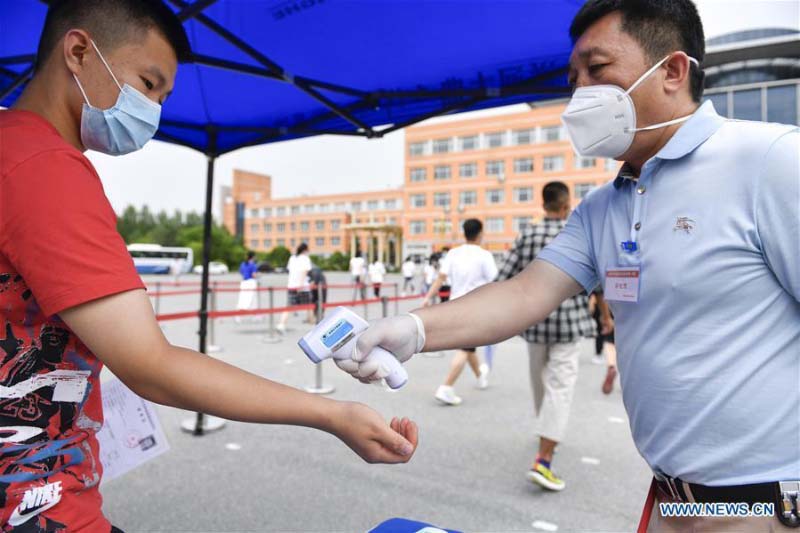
left=654, top=476, right=800, bottom=527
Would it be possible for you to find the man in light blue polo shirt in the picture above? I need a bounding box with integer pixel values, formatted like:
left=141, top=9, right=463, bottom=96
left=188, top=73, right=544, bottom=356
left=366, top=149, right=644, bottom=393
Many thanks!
left=337, top=0, right=799, bottom=530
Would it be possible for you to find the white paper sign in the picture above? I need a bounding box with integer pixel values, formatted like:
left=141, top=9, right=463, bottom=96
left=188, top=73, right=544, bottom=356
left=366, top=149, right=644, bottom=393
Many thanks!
left=97, top=377, right=170, bottom=482
left=604, top=267, right=641, bottom=303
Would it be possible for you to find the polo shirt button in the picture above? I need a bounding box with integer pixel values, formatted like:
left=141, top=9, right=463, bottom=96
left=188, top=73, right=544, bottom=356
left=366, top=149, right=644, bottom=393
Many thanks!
left=637, top=185, right=646, bottom=194
left=635, top=222, right=642, bottom=231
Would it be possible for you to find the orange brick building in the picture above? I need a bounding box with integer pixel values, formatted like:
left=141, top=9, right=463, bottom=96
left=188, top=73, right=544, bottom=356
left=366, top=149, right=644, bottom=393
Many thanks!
left=223, top=101, right=620, bottom=264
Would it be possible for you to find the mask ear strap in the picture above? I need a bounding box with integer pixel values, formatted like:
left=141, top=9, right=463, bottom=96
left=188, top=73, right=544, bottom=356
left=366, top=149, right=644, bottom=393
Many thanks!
left=72, top=74, right=91, bottom=105
left=626, top=55, right=670, bottom=96
left=90, top=39, right=123, bottom=92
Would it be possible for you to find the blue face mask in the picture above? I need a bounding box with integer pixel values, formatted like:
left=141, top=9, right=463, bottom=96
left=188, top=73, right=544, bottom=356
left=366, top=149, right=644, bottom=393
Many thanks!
left=72, top=40, right=161, bottom=155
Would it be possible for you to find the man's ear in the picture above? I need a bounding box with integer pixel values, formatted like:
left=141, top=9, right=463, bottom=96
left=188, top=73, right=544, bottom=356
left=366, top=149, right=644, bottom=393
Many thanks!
left=62, top=29, right=93, bottom=76
left=663, top=52, right=693, bottom=98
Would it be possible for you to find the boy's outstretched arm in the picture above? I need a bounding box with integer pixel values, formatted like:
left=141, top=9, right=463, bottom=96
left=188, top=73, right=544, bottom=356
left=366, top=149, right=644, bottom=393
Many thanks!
left=59, top=288, right=418, bottom=464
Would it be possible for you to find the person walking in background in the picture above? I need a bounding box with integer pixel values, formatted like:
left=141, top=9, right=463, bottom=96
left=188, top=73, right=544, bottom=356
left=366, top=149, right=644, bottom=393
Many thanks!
left=401, top=257, right=416, bottom=296
left=424, top=220, right=496, bottom=405
left=369, top=258, right=387, bottom=298
left=349, top=251, right=367, bottom=300
left=496, top=182, right=601, bottom=491
left=422, top=255, right=438, bottom=297
left=277, top=243, right=313, bottom=333
left=235, top=251, right=259, bottom=324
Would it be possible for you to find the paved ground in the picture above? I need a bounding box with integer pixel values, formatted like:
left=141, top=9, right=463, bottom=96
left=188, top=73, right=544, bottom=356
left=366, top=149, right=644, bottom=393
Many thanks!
left=101, top=273, right=651, bottom=532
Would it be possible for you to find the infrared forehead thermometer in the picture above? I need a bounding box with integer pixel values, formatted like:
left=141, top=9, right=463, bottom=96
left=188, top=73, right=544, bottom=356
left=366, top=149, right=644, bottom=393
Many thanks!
left=298, top=307, right=408, bottom=389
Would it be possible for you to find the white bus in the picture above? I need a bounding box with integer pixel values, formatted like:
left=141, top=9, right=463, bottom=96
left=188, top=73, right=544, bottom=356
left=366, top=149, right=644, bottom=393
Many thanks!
left=127, top=244, right=194, bottom=275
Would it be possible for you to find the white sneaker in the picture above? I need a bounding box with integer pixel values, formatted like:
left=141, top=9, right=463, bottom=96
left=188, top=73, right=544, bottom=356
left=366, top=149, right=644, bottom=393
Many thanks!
left=434, top=385, right=462, bottom=406
left=275, top=323, right=286, bottom=335
left=591, top=353, right=605, bottom=365
left=477, top=364, right=490, bottom=390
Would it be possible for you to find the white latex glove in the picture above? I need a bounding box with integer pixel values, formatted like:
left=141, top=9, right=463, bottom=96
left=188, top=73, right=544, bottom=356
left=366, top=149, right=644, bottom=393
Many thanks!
left=335, top=313, right=425, bottom=384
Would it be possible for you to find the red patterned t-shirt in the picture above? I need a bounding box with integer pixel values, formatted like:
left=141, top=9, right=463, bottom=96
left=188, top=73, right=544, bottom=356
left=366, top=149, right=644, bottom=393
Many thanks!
left=0, top=110, right=144, bottom=532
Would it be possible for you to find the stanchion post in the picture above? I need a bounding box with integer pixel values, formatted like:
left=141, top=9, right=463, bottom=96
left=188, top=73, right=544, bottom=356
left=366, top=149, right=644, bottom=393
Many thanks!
left=393, top=283, right=399, bottom=315
left=262, top=285, right=281, bottom=344
left=381, top=296, right=389, bottom=319
left=154, top=281, right=162, bottom=316
left=207, top=282, right=221, bottom=353
left=306, top=282, right=334, bottom=395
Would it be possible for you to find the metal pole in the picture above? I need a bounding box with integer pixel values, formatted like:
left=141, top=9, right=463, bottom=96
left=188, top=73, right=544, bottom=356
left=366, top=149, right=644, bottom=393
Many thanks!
left=381, top=296, right=389, bottom=319
left=306, top=282, right=334, bottom=395
left=394, top=282, right=399, bottom=315
left=207, top=282, right=221, bottom=353
left=262, top=286, right=281, bottom=344
left=155, top=281, right=162, bottom=316
left=182, top=147, right=225, bottom=436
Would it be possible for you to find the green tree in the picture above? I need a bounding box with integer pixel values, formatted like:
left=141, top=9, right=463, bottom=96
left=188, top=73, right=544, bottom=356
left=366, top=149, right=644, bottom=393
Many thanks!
left=266, top=245, right=291, bottom=268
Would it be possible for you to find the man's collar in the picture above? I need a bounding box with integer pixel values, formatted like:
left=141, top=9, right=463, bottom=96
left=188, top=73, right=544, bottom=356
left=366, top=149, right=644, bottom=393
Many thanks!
left=614, top=100, right=726, bottom=189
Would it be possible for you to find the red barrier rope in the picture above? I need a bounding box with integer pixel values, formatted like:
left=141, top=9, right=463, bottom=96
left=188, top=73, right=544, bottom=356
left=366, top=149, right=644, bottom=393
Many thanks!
left=148, top=283, right=400, bottom=297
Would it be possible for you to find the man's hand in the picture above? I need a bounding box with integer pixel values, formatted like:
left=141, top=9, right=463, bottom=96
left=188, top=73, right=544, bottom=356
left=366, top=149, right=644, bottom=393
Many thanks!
left=600, top=315, right=615, bottom=336
left=331, top=402, right=418, bottom=464
left=335, top=314, right=423, bottom=384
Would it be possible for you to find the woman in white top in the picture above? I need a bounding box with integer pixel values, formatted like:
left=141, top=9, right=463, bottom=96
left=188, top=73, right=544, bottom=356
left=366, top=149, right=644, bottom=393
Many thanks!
left=368, top=260, right=386, bottom=298
left=277, top=243, right=313, bottom=332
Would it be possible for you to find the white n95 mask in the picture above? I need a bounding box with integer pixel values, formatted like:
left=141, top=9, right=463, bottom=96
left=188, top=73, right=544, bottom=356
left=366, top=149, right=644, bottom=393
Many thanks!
left=561, top=54, right=700, bottom=159
left=72, top=40, right=161, bottom=156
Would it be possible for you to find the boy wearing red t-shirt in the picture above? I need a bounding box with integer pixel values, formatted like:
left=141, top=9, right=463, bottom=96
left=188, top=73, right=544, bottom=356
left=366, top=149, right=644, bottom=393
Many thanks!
left=0, top=2, right=417, bottom=531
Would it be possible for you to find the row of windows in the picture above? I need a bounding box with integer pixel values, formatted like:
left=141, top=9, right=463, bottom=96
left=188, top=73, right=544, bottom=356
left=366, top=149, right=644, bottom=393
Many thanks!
left=250, top=236, right=343, bottom=249
left=409, top=125, right=567, bottom=156
left=408, top=155, right=602, bottom=182
left=704, top=83, right=798, bottom=125
left=247, top=198, right=400, bottom=219
left=408, top=182, right=598, bottom=209
left=408, top=216, right=538, bottom=235
left=248, top=219, right=343, bottom=234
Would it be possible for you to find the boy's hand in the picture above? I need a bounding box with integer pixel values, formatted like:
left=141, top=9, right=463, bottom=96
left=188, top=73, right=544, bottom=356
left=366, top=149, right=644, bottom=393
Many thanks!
left=331, top=402, right=419, bottom=464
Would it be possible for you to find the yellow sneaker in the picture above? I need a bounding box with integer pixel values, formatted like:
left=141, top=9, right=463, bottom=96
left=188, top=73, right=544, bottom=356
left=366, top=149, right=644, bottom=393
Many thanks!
left=526, top=461, right=566, bottom=491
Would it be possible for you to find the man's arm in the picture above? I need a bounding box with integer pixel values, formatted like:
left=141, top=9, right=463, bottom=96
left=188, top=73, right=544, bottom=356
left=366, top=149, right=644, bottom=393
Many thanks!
left=423, top=273, right=447, bottom=305
left=59, top=289, right=418, bottom=463
left=413, top=260, right=582, bottom=351
left=595, top=291, right=614, bottom=335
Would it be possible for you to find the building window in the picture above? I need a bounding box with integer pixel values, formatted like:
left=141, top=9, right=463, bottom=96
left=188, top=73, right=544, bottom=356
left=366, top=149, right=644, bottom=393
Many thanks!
left=331, top=220, right=341, bottom=230
left=250, top=223, right=259, bottom=233
left=290, top=238, right=296, bottom=247
left=513, top=187, right=533, bottom=203
left=264, top=223, right=272, bottom=232
left=276, top=239, right=285, bottom=246
left=367, top=200, right=379, bottom=211
left=384, top=199, right=398, bottom=210
left=486, top=131, right=505, bottom=148
left=410, top=220, right=426, bottom=235
left=315, top=220, right=325, bottom=231
left=433, top=192, right=451, bottom=208
left=334, top=202, right=346, bottom=212
left=291, top=205, right=301, bottom=215
left=387, top=217, right=398, bottom=225
left=705, top=92, right=729, bottom=118
left=300, top=221, right=310, bottom=232
left=575, top=183, right=596, bottom=199
left=318, top=203, right=330, bottom=213
left=263, top=239, right=272, bottom=248
left=434, top=165, right=452, bottom=180
left=250, top=239, right=258, bottom=248
left=541, top=125, right=562, bottom=142
left=486, top=189, right=505, bottom=204
left=304, top=204, right=315, bottom=213
left=249, top=208, right=259, bottom=218
left=277, top=223, right=286, bottom=233
left=513, top=157, right=533, bottom=173
left=486, top=160, right=505, bottom=177
left=543, top=155, right=564, bottom=172
left=315, top=237, right=325, bottom=247
left=331, top=237, right=341, bottom=246
left=733, top=88, right=761, bottom=121
left=276, top=206, right=287, bottom=217
left=513, top=128, right=534, bottom=145
left=459, top=190, right=477, bottom=206
left=432, top=138, right=452, bottom=154
left=351, top=201, right=362, bottom=212
left=767, top=85, right=797, bottom=125
left=433, top=219, right=453, bottom=234
left=261, top=207, right=272, bottom=218
left=409, top=142, right=427, bottom=157
left=410, top=194, right=426, bottom=208
left=460, top=135, right=478, bottom=151
left=513, top=217, right=532, bottom=233
left=410, top=168, right=427, bottom=182
left=459, top=162, right=477, bottom=178
left=290, top=222, right=296, bottom=231
left=575, top=156, right=596, bottom=169
left=486, top=217, right=505, bottom=233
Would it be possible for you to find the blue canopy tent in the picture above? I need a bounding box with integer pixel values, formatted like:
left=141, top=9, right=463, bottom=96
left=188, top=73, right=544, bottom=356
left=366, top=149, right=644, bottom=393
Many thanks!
left=1, top=0, right=581, bottom=433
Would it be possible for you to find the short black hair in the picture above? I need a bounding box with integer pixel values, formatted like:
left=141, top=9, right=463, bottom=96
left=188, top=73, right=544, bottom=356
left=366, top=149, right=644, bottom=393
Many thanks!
left=463, top=219, right=483, bottom=241
left=296, top=242, right=309, bottom=255
left=36, top=0, right=192, bottom=72
left=543, top=182, right=570, bottom=212
left=247, top=251, right=256, bottom=260
left=570, top=0, right=705, bottom=102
